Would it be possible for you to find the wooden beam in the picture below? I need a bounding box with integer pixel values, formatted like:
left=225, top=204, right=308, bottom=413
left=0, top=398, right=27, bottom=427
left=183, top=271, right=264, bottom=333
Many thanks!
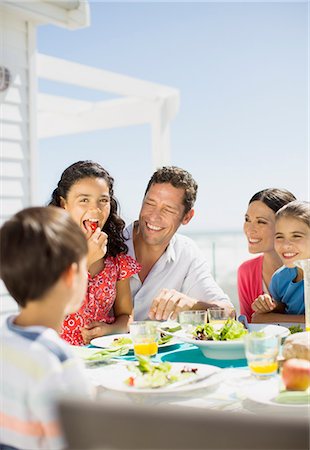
left=37, top=53, right=180, bottom=117
left=38, top=95, right=158, bottom=138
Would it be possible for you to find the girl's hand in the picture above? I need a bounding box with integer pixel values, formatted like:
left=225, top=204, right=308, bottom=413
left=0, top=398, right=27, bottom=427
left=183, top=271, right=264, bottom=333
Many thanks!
left=80, top=321, right=111, bottom=345
left=86, top=228, right=108, bottom=268
left=252, top=294, right=277, bottom=313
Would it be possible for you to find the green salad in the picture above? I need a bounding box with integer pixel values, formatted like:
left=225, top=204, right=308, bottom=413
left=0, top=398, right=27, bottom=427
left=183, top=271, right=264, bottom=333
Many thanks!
left=125, top=356, right=198, bottom=389
left=111, top=332, right=174, bottom=348
left=80, top=346, right=130, bottom=364
left=158, top=332, right=174, bottom=345
left=288, top=325, right=303, bottom=334
left=111, top=336, right=133, bottom=347
left=193, top=319, right=247, bottom=341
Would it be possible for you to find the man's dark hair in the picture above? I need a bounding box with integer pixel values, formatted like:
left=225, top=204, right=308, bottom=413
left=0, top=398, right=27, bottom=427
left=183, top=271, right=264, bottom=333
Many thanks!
left=144, top=166, right=198, bottom=214
left=249, top=188, right=296, bottom=213
left=0, top=206, right=88, bottom=307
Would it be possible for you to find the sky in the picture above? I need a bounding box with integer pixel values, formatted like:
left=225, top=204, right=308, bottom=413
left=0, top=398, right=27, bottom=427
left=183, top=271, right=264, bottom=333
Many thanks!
left=37, top=1, right=309, bottom=232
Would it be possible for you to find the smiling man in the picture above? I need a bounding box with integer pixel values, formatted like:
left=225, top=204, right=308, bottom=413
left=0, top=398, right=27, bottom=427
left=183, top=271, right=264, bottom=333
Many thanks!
left=125, top=166, right=233, bottom=321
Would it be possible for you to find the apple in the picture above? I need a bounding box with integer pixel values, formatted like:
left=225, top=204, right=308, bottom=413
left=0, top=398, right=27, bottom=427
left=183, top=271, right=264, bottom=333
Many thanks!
left=281, top=358, right=310, bottom=391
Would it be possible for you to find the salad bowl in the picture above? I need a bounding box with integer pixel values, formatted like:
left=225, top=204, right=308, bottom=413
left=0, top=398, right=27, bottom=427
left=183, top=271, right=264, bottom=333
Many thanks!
left=172, top=323, right=290, bottom=360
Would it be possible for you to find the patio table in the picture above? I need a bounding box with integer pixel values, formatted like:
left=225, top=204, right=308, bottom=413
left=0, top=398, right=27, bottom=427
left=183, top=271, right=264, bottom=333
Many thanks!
left=85, top=342, right=310, bottom=418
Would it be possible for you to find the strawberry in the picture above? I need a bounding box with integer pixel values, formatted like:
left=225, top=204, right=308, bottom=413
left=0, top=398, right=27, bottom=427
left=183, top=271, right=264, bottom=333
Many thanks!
left=89, top=222, right=98, bottom=233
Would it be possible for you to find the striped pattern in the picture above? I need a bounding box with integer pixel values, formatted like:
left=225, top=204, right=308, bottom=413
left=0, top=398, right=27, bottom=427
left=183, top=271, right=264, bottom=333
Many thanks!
left=0, top=316, right=91, bottom=449
left=0, top=7, right=31, bottom=318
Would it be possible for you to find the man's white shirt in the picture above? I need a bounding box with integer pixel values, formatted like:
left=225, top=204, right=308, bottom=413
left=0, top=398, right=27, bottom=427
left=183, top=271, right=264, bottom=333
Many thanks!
left=125, top=222, right=232, bottom=320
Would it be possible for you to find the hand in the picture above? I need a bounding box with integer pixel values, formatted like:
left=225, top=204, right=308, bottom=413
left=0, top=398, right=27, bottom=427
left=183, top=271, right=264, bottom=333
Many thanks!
left=86, top=228, right=108, bottom=268
left=148, top=288, right=197, bottom=321
left=252, top=294, right=277, bottom=313
left=80, top=321, right=111, bottom=345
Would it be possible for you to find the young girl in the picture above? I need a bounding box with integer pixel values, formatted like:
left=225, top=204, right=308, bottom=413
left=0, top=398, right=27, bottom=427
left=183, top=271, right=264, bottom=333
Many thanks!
left=251, top=200, right=310, bottom=323
left=49, top=160, right=141, bottom=345
left=238, top=188, right=296, bottom=322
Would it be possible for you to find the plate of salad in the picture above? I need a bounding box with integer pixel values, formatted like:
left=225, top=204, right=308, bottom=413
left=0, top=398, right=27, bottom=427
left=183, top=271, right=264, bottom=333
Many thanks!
left=88, top=356, right=221, bottom=394
left=90, top=331, right=179, bottom=351
left=171, top=320, right=290, bottom=360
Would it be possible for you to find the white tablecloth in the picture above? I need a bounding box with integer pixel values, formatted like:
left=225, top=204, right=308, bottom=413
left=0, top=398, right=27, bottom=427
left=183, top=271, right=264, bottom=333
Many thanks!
left=86, top=365, right=309, bottom=418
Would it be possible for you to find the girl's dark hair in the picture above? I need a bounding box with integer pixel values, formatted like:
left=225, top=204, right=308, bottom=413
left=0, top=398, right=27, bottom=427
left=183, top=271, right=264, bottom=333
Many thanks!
left=276, top=200, right=310, bottom=227
left=249, top=188, right=296, bottom=213
left=49, top=161, right=128, bottom=256
left=0, top=207, right=88, bottom=307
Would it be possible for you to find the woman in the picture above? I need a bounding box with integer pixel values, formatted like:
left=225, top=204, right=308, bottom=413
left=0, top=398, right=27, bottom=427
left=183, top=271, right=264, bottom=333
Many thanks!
left=238, top=188, right=296, bottom=322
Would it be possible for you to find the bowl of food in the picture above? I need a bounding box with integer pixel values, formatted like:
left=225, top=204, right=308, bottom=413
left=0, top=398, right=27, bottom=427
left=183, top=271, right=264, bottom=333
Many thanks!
left=172, top=320, right=290, bottom=360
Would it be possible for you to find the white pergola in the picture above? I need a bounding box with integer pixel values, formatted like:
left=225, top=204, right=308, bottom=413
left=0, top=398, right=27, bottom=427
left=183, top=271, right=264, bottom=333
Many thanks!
left=37, top=53, right=180, bottom=168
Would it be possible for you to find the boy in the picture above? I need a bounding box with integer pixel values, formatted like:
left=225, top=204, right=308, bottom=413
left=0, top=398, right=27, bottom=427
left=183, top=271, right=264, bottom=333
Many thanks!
left=0, top=207, right=91, bottom=450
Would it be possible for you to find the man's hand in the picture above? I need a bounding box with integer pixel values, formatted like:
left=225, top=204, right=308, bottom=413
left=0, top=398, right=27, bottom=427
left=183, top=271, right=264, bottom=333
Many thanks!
left=252, top=294, right=277, bottom=313
left=148, top=288, right=198, bottom=321
left=80, top=321, right=110, bottom=345
left=86, top=229, right=108, bottom=268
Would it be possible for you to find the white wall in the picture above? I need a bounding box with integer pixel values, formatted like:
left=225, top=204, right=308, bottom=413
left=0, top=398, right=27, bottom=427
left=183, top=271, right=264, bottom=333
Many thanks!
left=0, top=8, right=35, bottom=316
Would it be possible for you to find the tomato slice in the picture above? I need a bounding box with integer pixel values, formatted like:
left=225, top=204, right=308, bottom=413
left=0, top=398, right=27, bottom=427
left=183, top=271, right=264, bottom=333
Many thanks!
left=128, top=376, right=135, bottom=386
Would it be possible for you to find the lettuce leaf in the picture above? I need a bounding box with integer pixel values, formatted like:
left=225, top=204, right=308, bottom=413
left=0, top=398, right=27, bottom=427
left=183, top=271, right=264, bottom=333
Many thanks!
left=193, top=319, right=247, bottom=341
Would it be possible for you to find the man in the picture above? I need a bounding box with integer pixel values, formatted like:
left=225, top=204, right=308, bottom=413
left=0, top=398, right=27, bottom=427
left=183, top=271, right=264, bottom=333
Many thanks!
left=125, top=166, right=233, bottom=321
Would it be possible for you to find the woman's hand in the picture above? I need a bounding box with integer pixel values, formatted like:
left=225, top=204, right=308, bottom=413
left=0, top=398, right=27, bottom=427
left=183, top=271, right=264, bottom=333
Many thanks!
left=86, top=228, right=108, bottom=268
left=80, top=321, right=111, bottom=345
left=252, top=294, right=277, bottom=313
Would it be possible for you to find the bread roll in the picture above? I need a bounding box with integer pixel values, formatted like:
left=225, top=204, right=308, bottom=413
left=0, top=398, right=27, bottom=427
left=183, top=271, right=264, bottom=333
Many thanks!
left=282, top=332, right=310, bottom=361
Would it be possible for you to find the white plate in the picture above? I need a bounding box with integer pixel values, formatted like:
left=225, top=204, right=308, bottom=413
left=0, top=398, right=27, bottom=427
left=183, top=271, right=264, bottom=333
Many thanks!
left=90, top=333, right=179, bottom=351
left=70, top=345, right=129, bottom=366
left=244, top=376, right=310, bottom=412
left=172, top=324, right=290, bottom=360
left=87, top=362, right=221, bottom=394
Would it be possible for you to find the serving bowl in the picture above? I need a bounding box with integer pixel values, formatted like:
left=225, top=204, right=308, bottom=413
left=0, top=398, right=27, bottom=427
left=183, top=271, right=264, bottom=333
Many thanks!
left=173, top=324, right=290, bottom=360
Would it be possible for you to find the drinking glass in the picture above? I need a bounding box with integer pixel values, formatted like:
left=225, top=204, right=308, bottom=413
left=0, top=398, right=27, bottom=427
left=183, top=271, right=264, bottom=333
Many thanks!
left=207, top=308, right=236, bottom=329
left=245, top=333, right=280, bottom=379
left=129, top=321, right=159, bottom=357
left=178, top=310, right=206, bottom=332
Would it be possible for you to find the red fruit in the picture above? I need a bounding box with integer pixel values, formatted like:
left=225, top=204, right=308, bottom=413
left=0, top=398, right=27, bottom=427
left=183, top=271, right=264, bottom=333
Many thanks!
left=281, top=358, right=310, bottom=391
left=128, top=376, right=135, bottom=386
left=89, top=222, right=98, bottom=233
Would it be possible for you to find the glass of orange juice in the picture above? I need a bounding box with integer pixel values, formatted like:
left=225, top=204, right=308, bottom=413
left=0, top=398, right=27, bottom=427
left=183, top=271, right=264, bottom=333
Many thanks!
left=245, top=332, right=280, bottom=380
left=129, top=321, right=159, bottom=358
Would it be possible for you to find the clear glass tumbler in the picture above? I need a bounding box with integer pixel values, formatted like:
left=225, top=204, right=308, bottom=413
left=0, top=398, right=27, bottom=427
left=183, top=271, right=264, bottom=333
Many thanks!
left=129, top=321, right=159, bottom=357
left=245, top=333, right=280, bottom=379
